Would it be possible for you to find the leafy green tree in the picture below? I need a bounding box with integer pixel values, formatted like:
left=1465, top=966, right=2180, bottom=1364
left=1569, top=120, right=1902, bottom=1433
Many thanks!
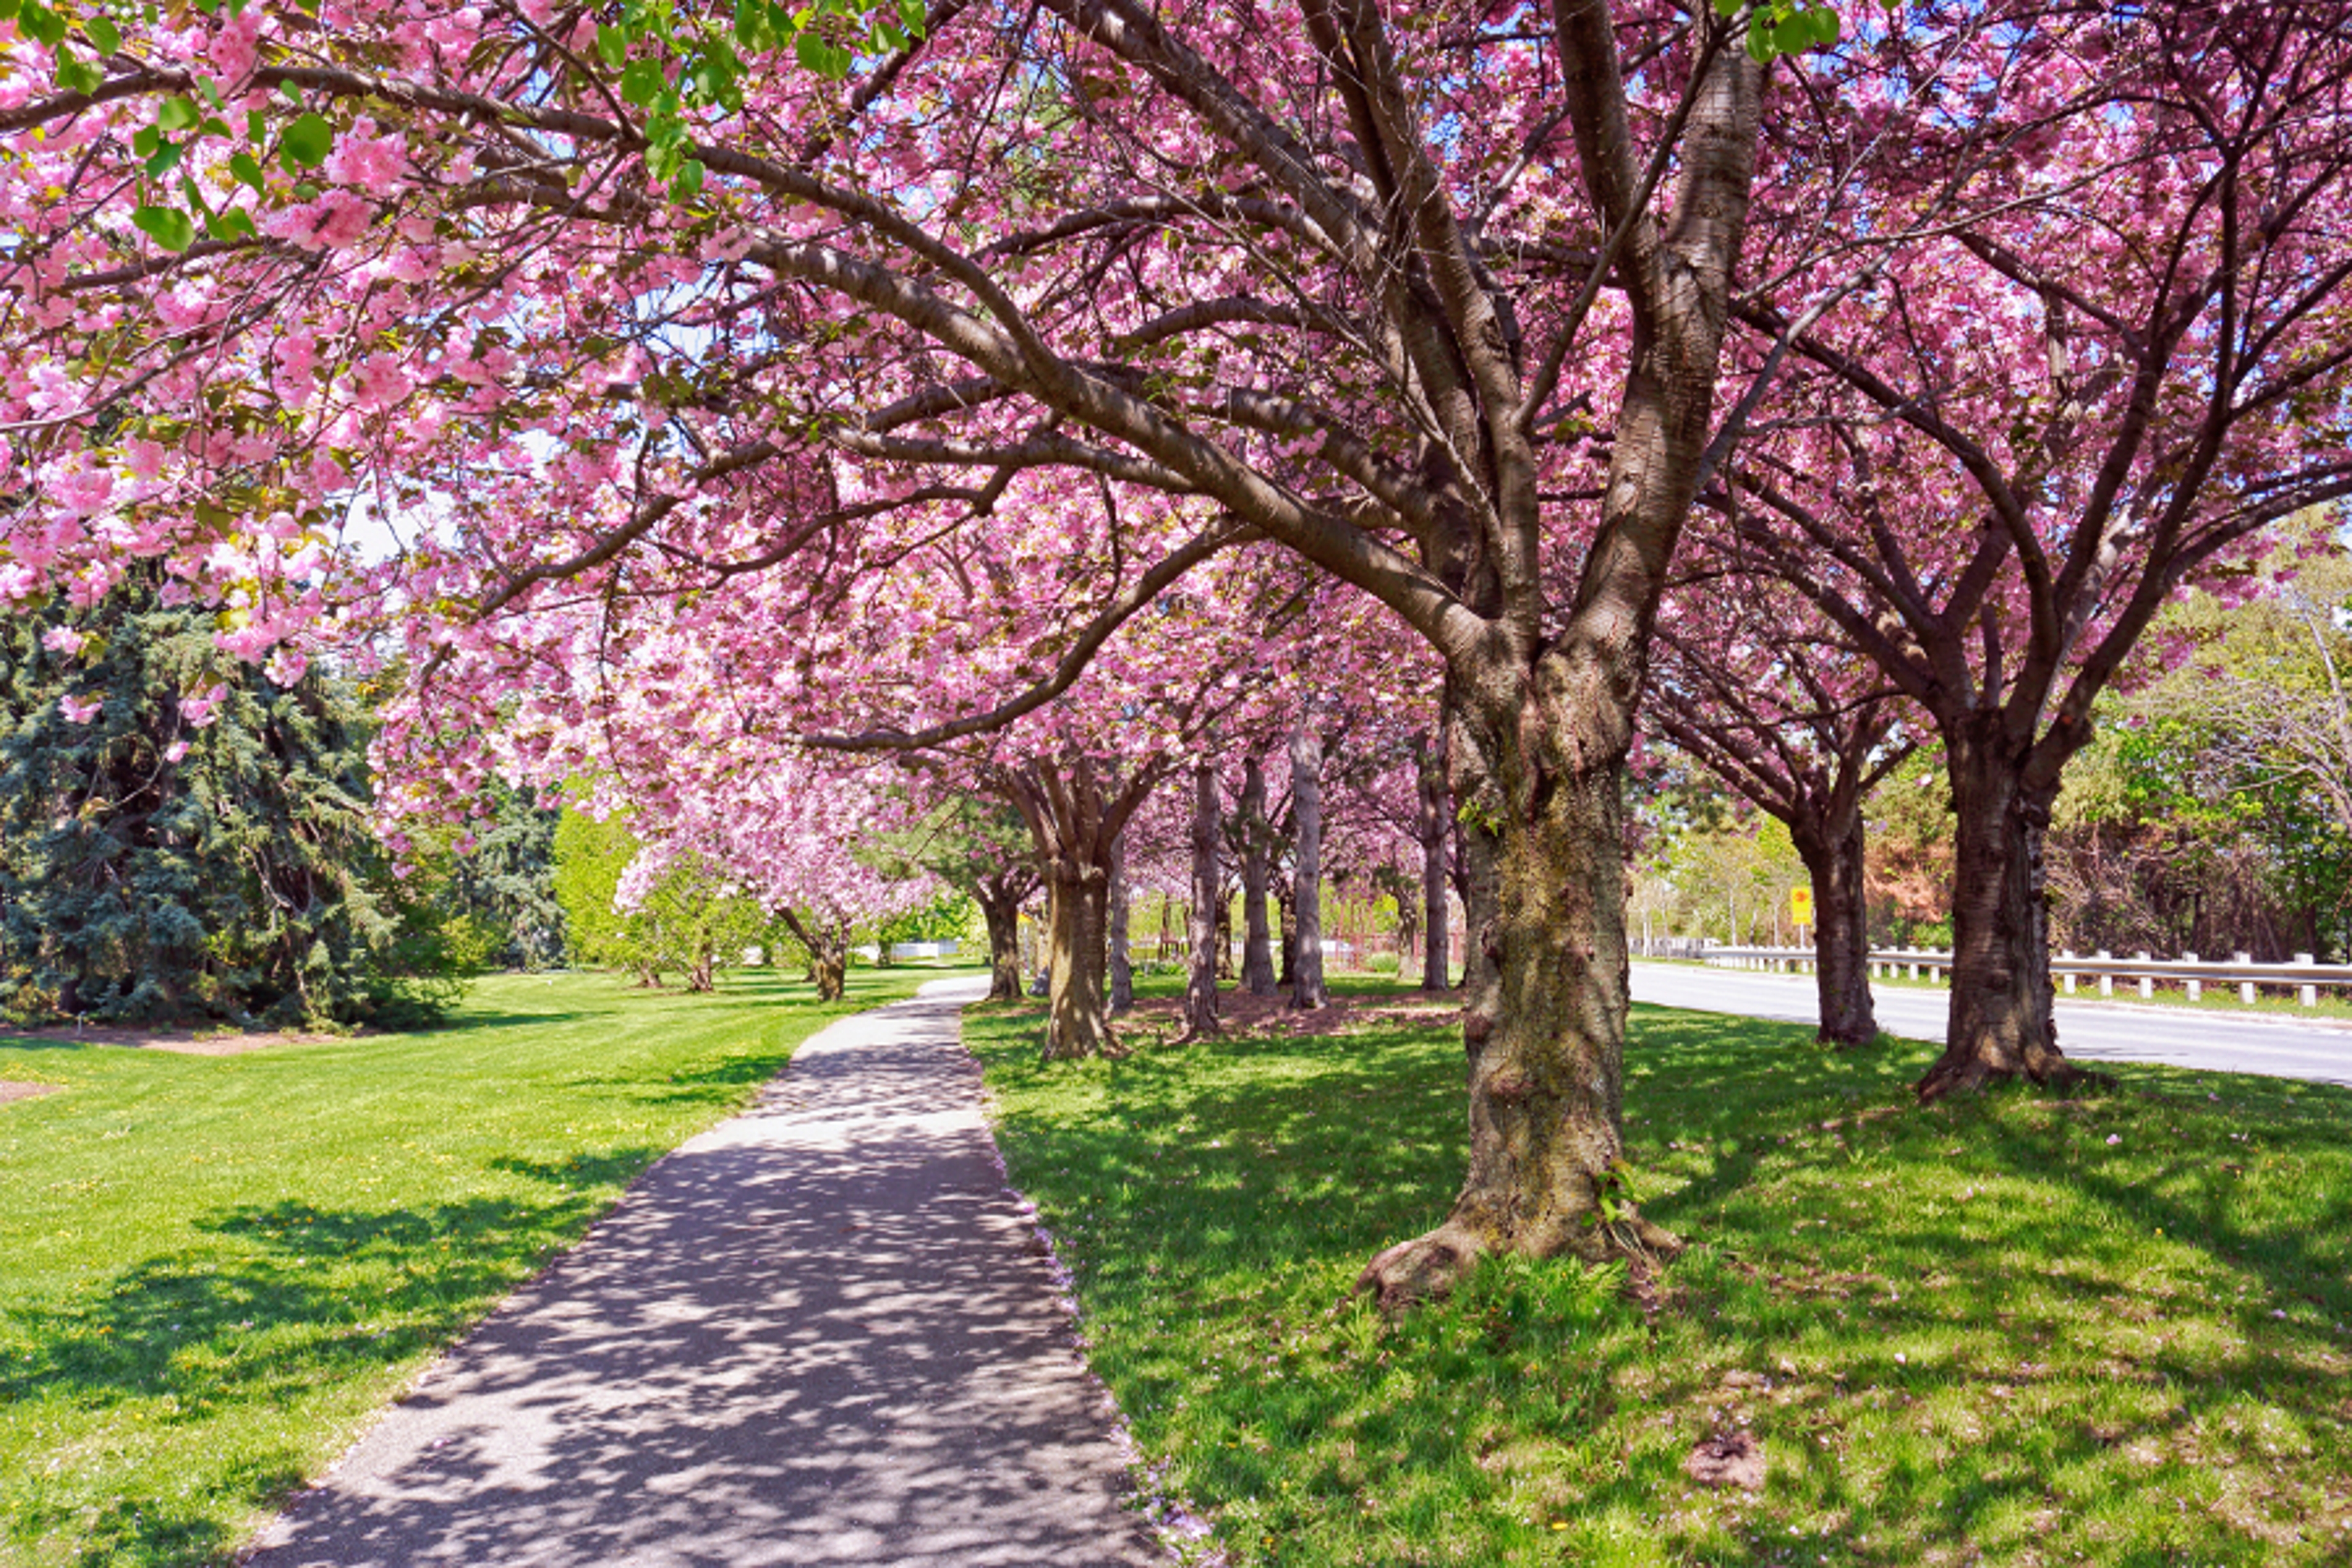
left=551, top=809, right=768, bottom=990
left=0, top=573, right=457, bottom=1028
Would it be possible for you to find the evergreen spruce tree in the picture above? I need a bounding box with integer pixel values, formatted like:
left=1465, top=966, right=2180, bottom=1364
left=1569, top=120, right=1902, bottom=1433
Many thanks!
left=0, top=570, right=455, bottom=1028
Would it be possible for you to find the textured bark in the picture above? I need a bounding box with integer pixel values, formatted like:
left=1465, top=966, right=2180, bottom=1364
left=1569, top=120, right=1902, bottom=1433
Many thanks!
left=1276, top=881, right=1296, bottom=988
left=1182, top=762, right=1222, bottom=1039
left=978, top=884, right=1025, bottom=1002
left=1002, top=757, right=1160, bottom=1061
left=1415, top=729, right=1453, bottom=992
left=1043, top=858, right=1115, bottom=1058
left=1361, top=682, right=1672, bottom=1308
left=1239, top=757, right=1279, bottom=995
left=1794, top=805, right=1876, bottom=1047
left=779, top=908, right=847, bottom=1003
left=1290, top=723, right=1329, bottom=1009
left=1355, top=20, right=1763, bottom=1306
left=686, top=937, right=716, bottom=993
left=1918, top=726, right=2089, bottom=1099
left=1108, top=831, right=1134, bottom=1013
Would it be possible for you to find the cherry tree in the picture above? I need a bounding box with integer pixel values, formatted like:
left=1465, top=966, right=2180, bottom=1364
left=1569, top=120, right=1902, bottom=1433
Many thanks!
left=1718, top=1, right=2352, bottom=1096
left=1647, top=563, right=1915, bottom=1045
left=0, top=0, right=1866, bottom=1298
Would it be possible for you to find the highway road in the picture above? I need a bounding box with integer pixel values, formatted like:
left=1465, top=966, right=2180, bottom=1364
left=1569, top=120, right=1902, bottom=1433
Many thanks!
left=1630, top=960, right=2352, bottom=1089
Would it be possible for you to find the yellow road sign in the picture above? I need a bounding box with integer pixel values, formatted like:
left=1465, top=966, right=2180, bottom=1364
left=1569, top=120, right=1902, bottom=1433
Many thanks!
left=1790, top=886, right=1814, bottom=925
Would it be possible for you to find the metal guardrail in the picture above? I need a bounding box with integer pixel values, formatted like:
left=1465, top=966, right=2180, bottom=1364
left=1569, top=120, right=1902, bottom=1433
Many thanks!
left=1698, top=944, right=2352, bottom=1006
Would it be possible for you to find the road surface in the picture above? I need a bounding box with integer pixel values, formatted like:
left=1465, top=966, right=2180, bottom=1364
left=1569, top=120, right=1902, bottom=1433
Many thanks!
left=1631, top=960, right=2352, bottom=1088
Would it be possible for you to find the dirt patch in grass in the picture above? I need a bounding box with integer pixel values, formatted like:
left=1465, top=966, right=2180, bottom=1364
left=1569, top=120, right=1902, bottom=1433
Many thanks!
left=1120, top=985, right=1458, bottom=1042
left=0, top=1024, right=347, bottom=1056
left=0, top=1080, right=61, bottom=1105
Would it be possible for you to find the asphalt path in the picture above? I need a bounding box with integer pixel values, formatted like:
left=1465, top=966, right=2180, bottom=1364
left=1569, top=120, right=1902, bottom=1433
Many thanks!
left=244, top=976, right=1165, bottom=1568
left=1632, top=960, right=2352, bottom=1089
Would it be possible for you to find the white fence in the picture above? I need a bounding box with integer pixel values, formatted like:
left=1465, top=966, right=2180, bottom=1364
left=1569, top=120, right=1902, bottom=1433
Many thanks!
left=1701, top=944, right=2352, bottom=1006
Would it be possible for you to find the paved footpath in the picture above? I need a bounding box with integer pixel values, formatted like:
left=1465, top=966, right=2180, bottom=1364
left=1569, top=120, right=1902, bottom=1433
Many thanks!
left=245, top=977, right=1164, bottom=1568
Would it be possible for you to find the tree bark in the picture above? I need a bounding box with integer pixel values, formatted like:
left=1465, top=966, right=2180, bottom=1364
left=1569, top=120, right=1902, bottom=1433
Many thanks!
left=1793, top=805, right=1876, bottom=1047
left=1239, top=757, right=1278, bottom=995
left=1415, top=728, right=1453, bottom=992
left=1042, top=856, right=1114, bottom=1057
left=1001, top=756, right=1159, bottom=1061
left=687, top=935, right=716, bottom=993
left=1290, top=722, right=1328, bottom=1010
left=1918, top=725, right=2088, bottom=1099
left=1108, top=829, right=1134, bottom=1013
left=1182, top=761, right=1221, bottom=1039
left=779, top=908, right=847, bottom=1002
left=978, top=881, right=1025, bottom=1002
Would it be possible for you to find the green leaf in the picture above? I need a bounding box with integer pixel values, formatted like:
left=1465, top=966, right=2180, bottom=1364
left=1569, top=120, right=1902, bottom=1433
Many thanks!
left=131, top=205, right=196, bottom=251
left=131, top=126, right=160, bottom=157
left=897, top=0, right=924, bottom=33
left=55, top=54, right=101, bottom=94
left=673, top=157, right=704, bottom=198
left=203, top=206, right=256, bottom=242
left=281, top=111, right=333, bottom=168
left=595, top=21, right=628, bottom=67
left=0, top=1, right=23, bottom=26
left=1809, top=7, right=1841, bottom=46
left=18, top=2, right=66, bottom=47
left=84, top=15, right=120, bottom=53
left=155, top=95, right=200, bottom=132
left=1713, top=0, right=1743, bottom=17
left=143, top=140, right=183, bottom=176
left=228, top=150, right=265, bottom=189
left=619, top=58, right=667, bottom=105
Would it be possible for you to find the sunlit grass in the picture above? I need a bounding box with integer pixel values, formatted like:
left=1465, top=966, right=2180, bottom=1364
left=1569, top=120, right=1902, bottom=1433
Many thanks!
left=968, top=978, right=2352, bottom=1567
left=0, top=965, right=963, bottom=1568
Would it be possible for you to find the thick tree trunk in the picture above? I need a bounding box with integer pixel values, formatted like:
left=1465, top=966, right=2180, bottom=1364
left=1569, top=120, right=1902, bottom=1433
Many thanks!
left=1362, top=685, right=1671, bottom=1307
left=1416, top=731, right=1452, bottom=992
left=1291, top=723, right=1328, bottom=1009
left=1239, top=758, right=1278, bottom=995
left=1794, top=805, right=1877, bottom=1047
left=780, top=908, right=847, bottom=1002
left=1182, top=763, right=1221, bottom=1039
left=979, top=885, right=1025, bottom=1003
left=1918, top=730, right=2086, bottom=1099
left=1042, top=858, right=1115, bottom=1058
left=687, top=936, right=716, bottom=993
left=1108, top=831, right=1134, bottom=1013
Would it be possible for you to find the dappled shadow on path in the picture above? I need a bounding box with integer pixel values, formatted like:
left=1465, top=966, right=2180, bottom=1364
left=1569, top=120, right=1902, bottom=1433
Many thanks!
left=245, top=986, right=1163, bottom=1568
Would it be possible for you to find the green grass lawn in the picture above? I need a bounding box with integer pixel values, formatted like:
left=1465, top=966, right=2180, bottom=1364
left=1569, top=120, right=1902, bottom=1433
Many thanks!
left=968, top=978, right=2352, bottom=1567
left=0, top=964, right=965, bottom=1568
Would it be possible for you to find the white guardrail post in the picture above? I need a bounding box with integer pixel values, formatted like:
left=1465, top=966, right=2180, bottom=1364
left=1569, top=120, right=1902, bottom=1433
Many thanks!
left=2298, top=952, right=2318, bottom=1007
left=2184, top=952, right=2200, bottom=1001
left=2097, top=950, right=2114, bottom=998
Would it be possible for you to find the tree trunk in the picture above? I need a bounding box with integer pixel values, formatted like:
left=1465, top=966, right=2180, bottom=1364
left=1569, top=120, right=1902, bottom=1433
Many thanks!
left=1291, top=723, right=1328, bottom=1009
left=1001, top=757, right=1155, bottom=1061
left=1416, top=729, right=1452, bottom=992
left=1108, top=830, right=1134, bottom=1013
left=1361, top=684, right=1669, bottom=1306
left=1239, top=756, right=1278, bottom=995
left=687, top=935, right=716, bottom=993
left=1182, top=762, right=1221, bottom=1039
left=1276, top=883, right=1296, bottom=988
left=1918, top=728, right=2085, bottom=1099
left=979, top=884, right=1025, bottom=1003
left=780, top=908, right=847, bottom=1002
left=1794, top=806, right=1876, bottom=1047
left=1043, top=856, right=1115, bottom=1058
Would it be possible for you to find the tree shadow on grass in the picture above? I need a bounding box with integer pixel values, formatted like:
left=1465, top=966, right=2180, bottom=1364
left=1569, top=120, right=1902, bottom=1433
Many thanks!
left=2, top=1154, right=662, bottom=1567
left=970, top=996, right=2352, bottom=1566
